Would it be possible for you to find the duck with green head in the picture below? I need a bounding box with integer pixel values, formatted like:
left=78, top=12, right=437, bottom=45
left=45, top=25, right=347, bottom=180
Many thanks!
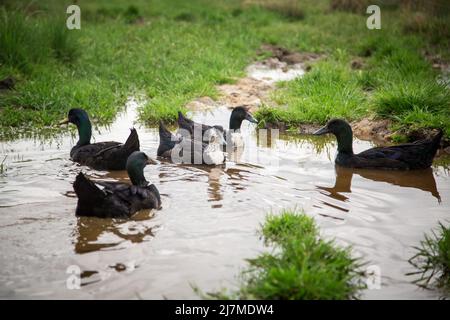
left=73, top=151, right=161, bottom=218
left=60, top=108, right=140, bottom=170
left=314, top=119, right=442, bottom=170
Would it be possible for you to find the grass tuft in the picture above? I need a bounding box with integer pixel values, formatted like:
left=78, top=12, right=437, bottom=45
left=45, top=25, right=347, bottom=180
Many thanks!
left=259, top=61, right=367, bottom=126
left=408, top=222, right=450, bottom=293
left=202, top=210, right=367, bottom=300
left=374, top=81, right=450, bottom=117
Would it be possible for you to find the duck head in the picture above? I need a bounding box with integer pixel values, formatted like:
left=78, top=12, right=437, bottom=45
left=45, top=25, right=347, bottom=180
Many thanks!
left=60, top=108, right=92, bottom=146
left=126, top=151, right=155, bottom=186
left=314, top=119, right=354, bottom=154
left=229, top=106, right=258, bottom=131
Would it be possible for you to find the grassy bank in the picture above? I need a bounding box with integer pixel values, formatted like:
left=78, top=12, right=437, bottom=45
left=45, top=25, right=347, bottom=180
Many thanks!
left=199, top=210, right=366, bottom=300
left=253, top=1, right=450, bottom=140
left=408, top=222, right=450, bottom=295
left=0, top=0, right=449, bottom=139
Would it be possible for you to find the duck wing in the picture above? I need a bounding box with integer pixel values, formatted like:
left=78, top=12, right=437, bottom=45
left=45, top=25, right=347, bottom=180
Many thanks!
left=73, top=173, right=130, bottom=218
left=72, top=129, right=140, bottom=170
left=71, top=141, right=119, bottom=160
left=130, top=184, right=162, bottom=212
left=356, top=130, right=442, bottom=170
left=97, top=181, right=162, bottom=212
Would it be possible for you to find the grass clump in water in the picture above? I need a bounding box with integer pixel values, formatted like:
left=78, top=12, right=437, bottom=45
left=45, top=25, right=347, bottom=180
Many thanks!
left=201, top=210, right=366, bottom=300
left=408, top=222, right=450, bottom=293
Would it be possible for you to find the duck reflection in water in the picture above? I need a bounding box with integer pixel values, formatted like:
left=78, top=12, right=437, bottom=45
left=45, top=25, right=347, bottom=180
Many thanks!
left=318, top=165, right=441, bottom=203
left=73, top=210, right=156, bottom=254
left=157, top=162, right=254, bottom=208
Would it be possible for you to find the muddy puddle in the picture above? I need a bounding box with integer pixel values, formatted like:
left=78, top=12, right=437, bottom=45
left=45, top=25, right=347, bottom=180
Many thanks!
left=0, top=99, right=449, bottom=299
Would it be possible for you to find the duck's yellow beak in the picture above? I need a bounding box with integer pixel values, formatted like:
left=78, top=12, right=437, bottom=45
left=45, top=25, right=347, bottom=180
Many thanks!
left=58, top=118, right=69, bottom=125
left=147, top=158, right=158, bottom=165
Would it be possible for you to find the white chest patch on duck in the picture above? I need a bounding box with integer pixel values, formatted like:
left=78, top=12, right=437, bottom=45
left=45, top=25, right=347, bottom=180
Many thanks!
left=203, top=143, right=225, bottom=165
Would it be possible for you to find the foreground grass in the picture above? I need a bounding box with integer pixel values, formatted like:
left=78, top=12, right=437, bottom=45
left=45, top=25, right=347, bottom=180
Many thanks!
left=199, top=210, right=366, bottom=300
left=408, top=222, right=450, bottom=294
left=0, top=0, right=449, bottom=139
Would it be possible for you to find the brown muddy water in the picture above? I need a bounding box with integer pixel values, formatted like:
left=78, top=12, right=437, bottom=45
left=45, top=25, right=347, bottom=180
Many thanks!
left=0, top=100, right=449, bottom=299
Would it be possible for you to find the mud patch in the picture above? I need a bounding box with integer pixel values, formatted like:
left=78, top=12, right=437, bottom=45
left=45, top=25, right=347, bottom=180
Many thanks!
left=184, top=96, right=221, bottom=112
left=352, top=118, right=449, bottom=150
left=246, top=58, right=305, bottom=83
left=184, top=44, right=321, bottom=112
left=0, top=77, right=15, bottom=91
left=350, top=58, right=366, bottom=70
left=351, top=118, right=393, bottom=145
left=217, top=77, right=273, bottom=112
left=257, top=44, right=322, bottom=65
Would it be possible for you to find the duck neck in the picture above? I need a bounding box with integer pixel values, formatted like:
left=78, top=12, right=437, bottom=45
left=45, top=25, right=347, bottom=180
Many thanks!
left=229, top=114, right=243, bottom=131
left=128, top=166, right=148, bottom=187
left=75, top=119, right=92, bottom=147
left=335, top=128, right=354, bottom=155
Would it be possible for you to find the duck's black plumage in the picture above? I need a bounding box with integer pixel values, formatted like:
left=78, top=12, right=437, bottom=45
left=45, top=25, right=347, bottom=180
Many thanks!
left=177, top=106, right=257, bottom=143
left=73, top=152, right=161, bottom=218
left=157, top=120, right=182, bottom=158
left=62, top=108, right=140, bottom=170
left=314, top=119, right=442, bottom=170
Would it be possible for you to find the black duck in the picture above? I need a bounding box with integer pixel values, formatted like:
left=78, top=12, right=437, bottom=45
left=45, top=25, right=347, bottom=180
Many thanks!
left=73, top=151, right=161, bottom=218
left=314, top=119, right=442, bottom=170
left=60, top=108, right=140, bottom=170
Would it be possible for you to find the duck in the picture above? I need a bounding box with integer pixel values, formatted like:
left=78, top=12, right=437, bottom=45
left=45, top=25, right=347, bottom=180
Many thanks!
left=313, top=119, right=442, bottom=170
left=157, top=121, right=226, bottom=165
left=73, top=151, right=161, bottom=218
left=177, top=106, right=258, bottom=149
left=60, top=108, right=140, bottom=170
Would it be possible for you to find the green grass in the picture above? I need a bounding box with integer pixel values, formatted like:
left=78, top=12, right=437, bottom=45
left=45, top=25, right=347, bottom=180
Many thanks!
left=0, top=0, right=449, bottom=139
left=408, top=222, right=450, bottom=294
left=257, top=60, right=368, bottom=125
left=254, top=4, right=450, bottom=139
left=0, top=9, right=78, bottom=72
left=199, top=210, right=366, bottom=300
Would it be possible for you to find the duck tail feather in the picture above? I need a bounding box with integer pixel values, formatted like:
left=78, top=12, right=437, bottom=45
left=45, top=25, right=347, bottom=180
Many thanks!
left=123, top=128, right=140, bottom=152
left=73, top=172, right=105, bottom=203
left=177, top=111, right=185, bottom=125
left=158, top=121, right=177, bottom=157
left=434, top=129, right=443, bottom=144
left=159, top=121, right=175, bottom=144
